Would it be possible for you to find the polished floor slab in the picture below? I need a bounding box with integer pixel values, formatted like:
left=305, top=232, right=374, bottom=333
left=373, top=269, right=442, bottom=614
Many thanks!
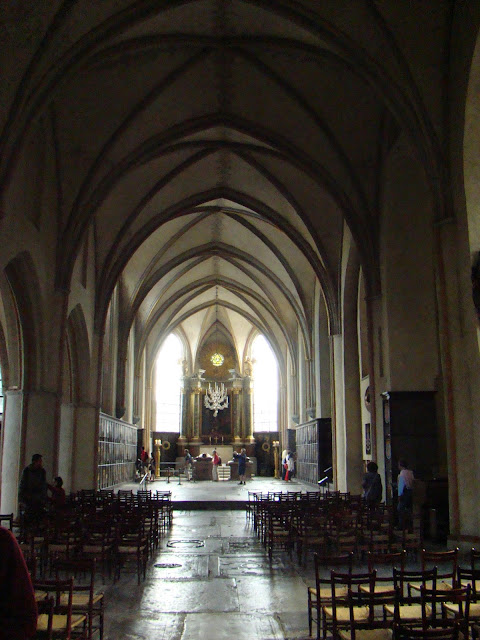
left=102, top=509, right=314, bottom=640
left=101, top=480, right=447, bottom=640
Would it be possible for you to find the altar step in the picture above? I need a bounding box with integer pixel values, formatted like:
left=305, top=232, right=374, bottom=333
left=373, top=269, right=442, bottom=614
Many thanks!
left=172, top=499, right=247, bottom=510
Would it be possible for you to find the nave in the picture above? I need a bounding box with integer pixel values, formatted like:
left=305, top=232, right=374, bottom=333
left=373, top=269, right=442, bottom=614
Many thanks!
left=97, top=485, right=449, bottom=640
left=104, top=508, right=309, bottom=640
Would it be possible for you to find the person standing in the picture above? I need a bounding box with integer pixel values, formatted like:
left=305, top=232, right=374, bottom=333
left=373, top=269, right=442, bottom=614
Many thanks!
left=397, top=459, right=414, bottom=528
left=0, top=525, right=37, bottom=639
left=148, top=454, right=156, bottom=481
left=281, top=448, right=289, bottom=480
left=212, top=450, right=220, bottom=481
left=184, top=449, right=193, bottom=481
left=285, top=452, right=295, bottom=481
left=362, top=461, right=382, bottom=507
left=140, top=446, right=149, bottom=474
left=237, top=448, right=247, bottom=485
left=19, top=454, right=48, bottom=531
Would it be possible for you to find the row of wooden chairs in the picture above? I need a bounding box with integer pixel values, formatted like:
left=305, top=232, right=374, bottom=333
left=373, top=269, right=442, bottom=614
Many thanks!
left=308, top=548, right=480, bottom=640
left=246, top=494, right=423, bottom=563
left=16, top=489, right=173, bottom=585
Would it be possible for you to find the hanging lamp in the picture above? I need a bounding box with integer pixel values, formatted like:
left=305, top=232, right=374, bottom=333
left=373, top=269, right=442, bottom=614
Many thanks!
left=204, top=287, right=228, bottom=416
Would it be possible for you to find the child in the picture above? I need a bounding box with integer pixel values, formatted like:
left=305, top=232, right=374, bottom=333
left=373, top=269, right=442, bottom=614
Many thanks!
left=48, top=476, right=66, bottom=509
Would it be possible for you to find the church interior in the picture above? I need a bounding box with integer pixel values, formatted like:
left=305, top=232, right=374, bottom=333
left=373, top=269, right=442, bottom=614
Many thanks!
left=1, top=1, right=480, bottom=638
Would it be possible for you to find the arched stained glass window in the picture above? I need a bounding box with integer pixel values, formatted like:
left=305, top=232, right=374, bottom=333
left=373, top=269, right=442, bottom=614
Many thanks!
left=252, top=335, right=278, bottom=432
left=155, top=334, right=182, bottom=432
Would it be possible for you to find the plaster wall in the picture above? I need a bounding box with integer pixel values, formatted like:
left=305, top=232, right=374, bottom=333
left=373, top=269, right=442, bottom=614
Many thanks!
left=72, top=405, right=98, bottom=490
left=58, top=402, right=74, bottom=489
left=23, top=391, right=57, bottom=479
left=381, top=139, right=439, bottom=391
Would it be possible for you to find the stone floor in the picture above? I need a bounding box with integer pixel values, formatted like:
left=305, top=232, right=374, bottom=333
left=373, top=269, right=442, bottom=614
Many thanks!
left=103, top=477, right=316, bottom=639
left=104, top=508, right=312, bottom=640
left=100, top=477, right=447, bottom=640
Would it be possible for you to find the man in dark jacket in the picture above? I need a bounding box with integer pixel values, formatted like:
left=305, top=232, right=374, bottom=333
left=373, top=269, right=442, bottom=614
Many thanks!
left=19, top=454, right=47, bottom=530
left=362, top=461, right=383, bottom=506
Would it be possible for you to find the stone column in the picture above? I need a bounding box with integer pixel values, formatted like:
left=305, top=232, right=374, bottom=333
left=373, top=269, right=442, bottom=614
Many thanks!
left=72, top=402, right=99, bottom=490
left=178, top=377, right=190, bottom=442
left=305, top=357, right=315, bottom=419
left=192, top=388, right=202, bottom=441
left=433, top=219, right=474, bottom=543
left=241, top=376, right=253, bottom=443
left=1, top=390, right=24, bottom=516
left=231, top=388, right=241, bottom=441
left=331, top=333, right=347, bottom=492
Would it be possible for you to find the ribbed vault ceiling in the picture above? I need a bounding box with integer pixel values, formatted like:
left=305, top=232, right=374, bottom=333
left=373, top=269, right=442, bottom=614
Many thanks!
left=0, top=0, right=450, bottom=371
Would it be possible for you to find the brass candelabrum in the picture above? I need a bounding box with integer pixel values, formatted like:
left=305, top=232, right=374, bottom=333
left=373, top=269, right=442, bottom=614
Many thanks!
left=154, top=439, right=161, bottom=478
left=272, top=440, right=280, bottom=479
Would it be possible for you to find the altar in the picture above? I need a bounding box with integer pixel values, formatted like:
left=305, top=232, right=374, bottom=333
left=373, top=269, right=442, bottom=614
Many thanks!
left=199, top=445, right=233, bottom=462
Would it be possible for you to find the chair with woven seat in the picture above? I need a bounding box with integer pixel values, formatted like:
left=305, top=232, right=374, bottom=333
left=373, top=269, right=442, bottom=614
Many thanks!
left=456, top=568, right=480, bottom=628
left=365, top=551, right=406, bottom=594
left=34, top=577, right=87, bottom=639
left=322, top=571, right=377, bottom=640
left=308, top=552, right=354, bottom=639
left=77, top=520, right=114, bottom=583
left=294, top=511, right=328, bottom=566
left=53, top=558, right=104, bottom=640
left=409, top=549, right=459, bottom=594
left=337, top=587, right=399, bottom=640
left=0, top=512, right=14, bottom=530
left=265, top=501, right=295, bottom=559
left=114, top=519, right=149, bottom=585
left=384, top=568, right=437, bottom=625
left=36, top=596, right=55, bottom=639
left=394, top=622, right=461, bottom=640
left=433, top=584, right=471, bottom=639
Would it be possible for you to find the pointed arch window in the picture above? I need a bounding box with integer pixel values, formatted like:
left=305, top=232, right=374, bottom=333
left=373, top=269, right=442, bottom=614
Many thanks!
left=252, top=335, right=278, bottom=432
left=155, top=334, right=183, bottom=433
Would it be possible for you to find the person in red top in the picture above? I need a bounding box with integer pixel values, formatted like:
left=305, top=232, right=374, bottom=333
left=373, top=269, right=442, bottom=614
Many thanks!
left=212, top=450, right=220, bottom=481
left=0, top=526, right=37, bottom=638
left=140, top=446, right=149, bottom=474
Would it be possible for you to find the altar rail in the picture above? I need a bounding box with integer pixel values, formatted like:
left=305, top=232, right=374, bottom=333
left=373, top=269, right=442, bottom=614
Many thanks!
left=97, top=413, right=140, bottom=489
left=294, top=418, right=332, bottom=486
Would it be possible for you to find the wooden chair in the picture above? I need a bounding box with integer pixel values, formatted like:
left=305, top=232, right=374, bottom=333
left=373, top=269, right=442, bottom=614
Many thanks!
left=409, top=549, right=459, bottom=593
left=36, top=597, right=55, bottom=639
left=77, top=520, right=114, bottom=583
left=338, top=587, right=399, bottom=640
left=365, top=551, right=406, bottom=594
left=456, top=568, right=480, bottom=626
left=264, top=502, right=294, bottom=559
left=384, top=568, right=437, bottom=625
left=53, top=558, right=104, bottom=640
left=394, top=623, right=460, bottom=640
left=0, top=512, right=14, bottom=530
left=471, top=549, right=480, bottom=571
left=322, top=571, right=376, bottom=640
left=308, top=552, right=354, bottom=639
left=114, top=519, right=148, bottom=585
left=435, top=585, right=471, bottom=639
left=294, top=511, right=328, bottom=566
left=34, top=577, right=87, bottom=639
